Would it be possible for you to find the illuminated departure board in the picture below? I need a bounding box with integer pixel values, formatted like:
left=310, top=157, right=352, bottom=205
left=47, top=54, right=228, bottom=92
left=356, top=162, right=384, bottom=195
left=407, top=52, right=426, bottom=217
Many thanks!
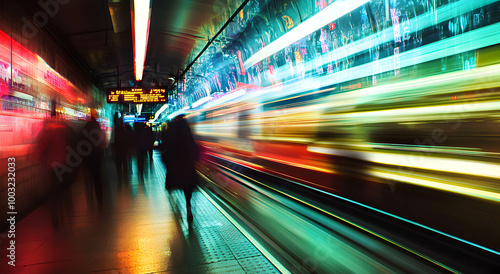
left=107, top=87, right=167, bottom=103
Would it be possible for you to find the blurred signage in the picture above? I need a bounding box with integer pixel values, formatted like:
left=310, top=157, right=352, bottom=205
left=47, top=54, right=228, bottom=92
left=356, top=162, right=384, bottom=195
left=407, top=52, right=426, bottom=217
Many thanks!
left=123, top=114, right=136, bottom=123
left=122, top=114, right=147, bottom=123
left=44, top=70, right=68, bottom=91
left=107, top=87, right=167, bottom=104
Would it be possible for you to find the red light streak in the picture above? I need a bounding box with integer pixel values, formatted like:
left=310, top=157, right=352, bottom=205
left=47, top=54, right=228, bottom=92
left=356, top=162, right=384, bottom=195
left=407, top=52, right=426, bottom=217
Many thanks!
left=0, top=29, right=85, bottom=104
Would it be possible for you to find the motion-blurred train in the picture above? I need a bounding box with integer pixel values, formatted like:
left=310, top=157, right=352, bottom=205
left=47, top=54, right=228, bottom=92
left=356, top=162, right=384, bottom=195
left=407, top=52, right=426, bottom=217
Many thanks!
left=182, top=0, right=500, bottom=250
left=188, top=17, right=500, bottom=199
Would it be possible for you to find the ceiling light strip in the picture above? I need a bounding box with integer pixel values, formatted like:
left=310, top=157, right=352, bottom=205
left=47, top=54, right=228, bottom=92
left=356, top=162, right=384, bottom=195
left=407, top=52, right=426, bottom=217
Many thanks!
left=133, top=0, right=151, bottom=81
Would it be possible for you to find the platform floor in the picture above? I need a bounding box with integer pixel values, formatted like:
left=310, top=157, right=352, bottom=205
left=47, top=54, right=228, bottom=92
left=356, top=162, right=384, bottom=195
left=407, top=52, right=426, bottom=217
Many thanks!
left=0, top=153, right=280, bottom=273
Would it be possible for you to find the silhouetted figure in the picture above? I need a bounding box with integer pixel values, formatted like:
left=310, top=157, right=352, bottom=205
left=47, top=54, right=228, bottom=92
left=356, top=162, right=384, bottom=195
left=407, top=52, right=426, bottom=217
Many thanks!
left=36, top=109, right=75, bottom=188
left=80, top=109, right=106, bottom=207
left=35, top=100, right=76, bottom=228
left=146, top=125, right=154, bottom=165
left=162, top=114, right=199, bottom=220
left=112, top=112, right=129, bottom=185
left=159, top=122, right=169, bottom=152
left=125, top=123, right=134, bottom=172
left=134, top=122, right=149, bottom=182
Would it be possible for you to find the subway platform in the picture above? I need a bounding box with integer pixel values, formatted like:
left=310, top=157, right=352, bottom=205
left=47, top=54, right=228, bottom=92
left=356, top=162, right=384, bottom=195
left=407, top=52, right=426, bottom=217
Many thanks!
left=0, top=153, right=280, bottom=273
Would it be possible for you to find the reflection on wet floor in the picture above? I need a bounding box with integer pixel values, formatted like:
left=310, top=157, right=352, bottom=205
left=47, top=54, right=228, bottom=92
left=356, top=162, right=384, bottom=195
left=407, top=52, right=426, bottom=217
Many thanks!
left=0, top=153, right=278, bottom=273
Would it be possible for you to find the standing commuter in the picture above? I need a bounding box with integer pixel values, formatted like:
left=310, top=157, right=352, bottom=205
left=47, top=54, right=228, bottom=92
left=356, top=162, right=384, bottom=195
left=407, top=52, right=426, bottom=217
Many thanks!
left=80, top=109, right=106, bottom=207
left=162, top=114, right=199, bottom=221
left=112, top=112, right=129, bottom=185
left=134, top=122, right=148, bottom=182
left=36, top=99, right=76, bottom=228
left=146, top=125, right=154, bottom=165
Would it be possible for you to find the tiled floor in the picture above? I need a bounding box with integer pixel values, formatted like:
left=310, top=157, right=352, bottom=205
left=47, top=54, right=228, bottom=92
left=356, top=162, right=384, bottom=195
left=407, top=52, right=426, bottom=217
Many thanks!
left=0, top=153, right=280, bottom=273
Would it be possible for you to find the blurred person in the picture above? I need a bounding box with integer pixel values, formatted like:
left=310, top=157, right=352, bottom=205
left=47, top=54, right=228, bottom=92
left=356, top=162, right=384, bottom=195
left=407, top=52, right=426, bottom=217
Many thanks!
left=112, top=112, right=129, bottom=185
left=159, top=122, right=168, bottom=149
left=146, top=124, right=154, bottom=165
left=159, top=122, right=169, bottom=166
left=36, top=100, right=77, bottom=187
left=35, top=100, right=76, bottom=228
left=125, top=123, right=134, bottom=171
left=80, top=109, right=106, bottom=207
left=162, top=114, right=199, bottom=221
left=134, top=122, right=149, bottom=182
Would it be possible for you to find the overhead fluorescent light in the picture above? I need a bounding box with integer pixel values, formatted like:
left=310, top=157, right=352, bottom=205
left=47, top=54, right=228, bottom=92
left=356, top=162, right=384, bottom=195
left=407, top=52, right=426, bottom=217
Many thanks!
left=132, top=0, right=151, bottom=81
left=243, top=0, right=370, bottom=68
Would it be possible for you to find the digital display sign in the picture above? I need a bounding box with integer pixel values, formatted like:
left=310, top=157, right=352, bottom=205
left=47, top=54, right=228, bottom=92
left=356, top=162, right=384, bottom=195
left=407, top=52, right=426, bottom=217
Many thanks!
left=107, top=87, right=167, bottom=104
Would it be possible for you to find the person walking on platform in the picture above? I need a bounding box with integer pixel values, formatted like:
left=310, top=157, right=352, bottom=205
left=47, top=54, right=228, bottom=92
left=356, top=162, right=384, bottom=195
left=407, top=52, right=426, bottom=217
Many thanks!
left=80, top=109, right=106, bottom=207
left=162, top=114, right=199, bottom=221
left=36, top=100, right=76, bottom=189
left=112, top=112, right=129, bottom=185
left=134, top=122, right=149, bottom=182
left=35, top=100, right=76, bottom=228
left=124, top=123, right=134, bottom=171
left=146, top=125, right=154, bottom=166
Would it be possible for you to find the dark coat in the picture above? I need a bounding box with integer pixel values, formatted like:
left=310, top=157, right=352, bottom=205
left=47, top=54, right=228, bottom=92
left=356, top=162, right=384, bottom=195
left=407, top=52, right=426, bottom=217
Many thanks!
left=163, top=116, right=198, bottom=191
left=80, top=118, right=106, bottom=166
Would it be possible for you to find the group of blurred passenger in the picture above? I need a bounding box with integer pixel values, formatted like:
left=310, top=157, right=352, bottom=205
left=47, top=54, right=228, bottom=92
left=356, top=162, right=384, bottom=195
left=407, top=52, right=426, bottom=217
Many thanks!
left=36, top=103, right=198, bottom=224
left=112, top=112, right=155, bottom=184
left=36, top=101, right=107, bottom=227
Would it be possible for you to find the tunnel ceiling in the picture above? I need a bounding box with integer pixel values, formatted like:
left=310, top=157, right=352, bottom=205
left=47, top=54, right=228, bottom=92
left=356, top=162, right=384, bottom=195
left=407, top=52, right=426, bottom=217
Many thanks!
left=9, top=0, right=245, bottom=92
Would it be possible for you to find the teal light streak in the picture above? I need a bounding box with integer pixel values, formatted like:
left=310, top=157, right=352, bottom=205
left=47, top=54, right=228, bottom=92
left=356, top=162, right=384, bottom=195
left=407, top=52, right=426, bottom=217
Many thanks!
left=209, top=154, right=500, bottom=256
left=294, top=177, right=500, bottom=256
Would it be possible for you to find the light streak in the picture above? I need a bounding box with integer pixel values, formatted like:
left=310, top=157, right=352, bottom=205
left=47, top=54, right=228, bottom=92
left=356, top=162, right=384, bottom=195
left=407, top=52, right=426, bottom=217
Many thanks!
left=207, top=156, right=500, bottom=257
left=314, top=21, right=500, bottom=92
left=243, top=0, right=370, bottom=68
left=307, top=146, right=500, bottom=199
left=315, top=0, right=496, bottom=71
left=202, top=160, right=458, bottom=271
left=191, top=96, right=213, bottom=108
left=152, top=104, right=168, bottom=122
